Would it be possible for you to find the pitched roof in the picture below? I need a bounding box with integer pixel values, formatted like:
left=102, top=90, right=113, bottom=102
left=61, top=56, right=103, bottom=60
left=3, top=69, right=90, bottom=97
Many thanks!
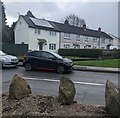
left=20, top=12, right=113, bottom=39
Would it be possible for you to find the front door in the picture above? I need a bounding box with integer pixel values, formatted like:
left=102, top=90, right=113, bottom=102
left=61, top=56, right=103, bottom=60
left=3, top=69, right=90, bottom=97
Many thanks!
left=39, top=43, right=43, bottom=50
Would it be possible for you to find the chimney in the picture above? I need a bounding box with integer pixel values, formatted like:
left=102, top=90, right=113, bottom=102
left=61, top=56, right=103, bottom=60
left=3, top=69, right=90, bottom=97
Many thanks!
left=26, top=10, right=35, bottom=18
left=83, top=24, right=86, bottom=31
left=64, top=20, right=69, bottom=25
left=98, top=27, right=101, bottom=32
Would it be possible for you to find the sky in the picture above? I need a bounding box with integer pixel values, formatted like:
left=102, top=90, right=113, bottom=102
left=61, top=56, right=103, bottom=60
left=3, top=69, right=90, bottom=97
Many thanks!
left=2, top=0, right=119, bottom=37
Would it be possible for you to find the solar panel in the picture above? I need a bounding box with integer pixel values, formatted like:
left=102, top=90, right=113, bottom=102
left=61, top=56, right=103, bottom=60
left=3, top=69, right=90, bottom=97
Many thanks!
left=30, top=17, right=53, bottom=28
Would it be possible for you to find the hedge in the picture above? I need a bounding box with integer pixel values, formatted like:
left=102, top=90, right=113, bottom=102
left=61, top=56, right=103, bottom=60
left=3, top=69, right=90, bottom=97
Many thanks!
left=58, top=49, right=120, bottom=59
left=58, top=49, right=102, bottom=58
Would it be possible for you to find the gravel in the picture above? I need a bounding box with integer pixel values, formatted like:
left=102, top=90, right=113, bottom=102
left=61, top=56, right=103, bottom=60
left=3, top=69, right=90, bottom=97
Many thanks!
left=2, top=93, right=110, bottom=118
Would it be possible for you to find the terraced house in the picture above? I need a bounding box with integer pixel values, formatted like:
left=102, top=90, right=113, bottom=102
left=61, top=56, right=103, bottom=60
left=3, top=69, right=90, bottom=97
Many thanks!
left=14, top=11, right=113, bottom=52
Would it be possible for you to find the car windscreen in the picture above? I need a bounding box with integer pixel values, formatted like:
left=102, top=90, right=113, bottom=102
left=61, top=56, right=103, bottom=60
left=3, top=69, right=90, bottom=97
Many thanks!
left=0, top=51, right=6, bottom=56
left=50, top=52, right=63, bottom=59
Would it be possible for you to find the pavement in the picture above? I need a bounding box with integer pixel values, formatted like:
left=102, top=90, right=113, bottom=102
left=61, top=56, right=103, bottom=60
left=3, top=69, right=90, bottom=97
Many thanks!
left=18, top=62, right=120, bottom=73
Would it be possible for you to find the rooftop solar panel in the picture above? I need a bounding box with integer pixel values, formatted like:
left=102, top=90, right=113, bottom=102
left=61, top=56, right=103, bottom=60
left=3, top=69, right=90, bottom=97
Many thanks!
left=30, top=17, right=53, bottom=28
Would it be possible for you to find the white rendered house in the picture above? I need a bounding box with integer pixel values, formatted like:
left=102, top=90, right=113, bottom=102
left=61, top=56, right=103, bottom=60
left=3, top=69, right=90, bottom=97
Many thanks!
left=14, top=11, right=60, bottom=52
left=14, top=11, right=113, bottom=51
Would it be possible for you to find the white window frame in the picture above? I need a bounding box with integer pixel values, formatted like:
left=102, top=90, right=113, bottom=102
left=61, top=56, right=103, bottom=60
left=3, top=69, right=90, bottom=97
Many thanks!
left=35, top=29, right=40, bottom=34
left=49, top=43, right=56, bottom=50
left=64, top=44, right=70, bottom=49
left=49, top=31, right=56, bottom=36
left=93, top=37, right=98, bottom=43
left=76, top=35, right=80, bottom=41
left=101, top=38, right=105, bottom=44
left=64, top=33, right=71, bottom=39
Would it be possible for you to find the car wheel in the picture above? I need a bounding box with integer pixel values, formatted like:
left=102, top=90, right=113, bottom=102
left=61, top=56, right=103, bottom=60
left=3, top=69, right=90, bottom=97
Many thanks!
left=25, top=63, right=32, bottom=71
left=57, top=65, right=66, bottom=74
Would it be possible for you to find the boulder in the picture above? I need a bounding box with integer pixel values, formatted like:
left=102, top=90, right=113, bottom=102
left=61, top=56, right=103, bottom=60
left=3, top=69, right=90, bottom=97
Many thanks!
left=9, top=74, right=31, bottom=100
left=105, top=80, right=120, bottom=117
left=58, top=76, right=76, bottom=105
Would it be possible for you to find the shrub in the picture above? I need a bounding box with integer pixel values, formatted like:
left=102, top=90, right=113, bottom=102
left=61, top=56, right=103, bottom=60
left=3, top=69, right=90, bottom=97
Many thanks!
left=58, top=49, right=102, bottom=58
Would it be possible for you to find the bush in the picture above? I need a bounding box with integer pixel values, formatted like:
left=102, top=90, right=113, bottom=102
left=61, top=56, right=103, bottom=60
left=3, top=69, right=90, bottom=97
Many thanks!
left=58, top=49, right=102, bottom=58
left=102, top=49, right=120, bottom=59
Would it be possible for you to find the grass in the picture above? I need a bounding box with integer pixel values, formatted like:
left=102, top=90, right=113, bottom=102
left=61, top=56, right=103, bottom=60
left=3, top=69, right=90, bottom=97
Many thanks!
left=64, top=56, right=96, bottom=61
left=74, top=59, right=120, bottom=68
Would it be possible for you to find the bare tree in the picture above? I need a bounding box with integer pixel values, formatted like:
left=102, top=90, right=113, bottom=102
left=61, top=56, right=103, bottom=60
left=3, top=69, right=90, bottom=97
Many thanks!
left=62, top=14, right=86, bottom=27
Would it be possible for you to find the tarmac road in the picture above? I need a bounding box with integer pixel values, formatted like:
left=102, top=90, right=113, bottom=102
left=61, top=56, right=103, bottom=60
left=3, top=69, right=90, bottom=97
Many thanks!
left=1, top=67, right=119, bottom=106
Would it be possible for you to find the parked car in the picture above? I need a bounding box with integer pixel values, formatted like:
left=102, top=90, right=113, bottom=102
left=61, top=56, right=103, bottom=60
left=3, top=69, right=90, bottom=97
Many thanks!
left=23, top=50, right=74, bottom=74
left=0, top=50, right=19, bottom=68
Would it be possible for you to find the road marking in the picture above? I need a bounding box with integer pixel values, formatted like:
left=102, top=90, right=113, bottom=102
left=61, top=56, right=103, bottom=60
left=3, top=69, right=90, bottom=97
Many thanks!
left=23, top=77, right=104, bottom=86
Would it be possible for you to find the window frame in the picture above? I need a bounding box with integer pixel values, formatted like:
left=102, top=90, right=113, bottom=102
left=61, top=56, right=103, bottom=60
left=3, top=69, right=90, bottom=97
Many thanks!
left=64, top=33, right=71, bottom=39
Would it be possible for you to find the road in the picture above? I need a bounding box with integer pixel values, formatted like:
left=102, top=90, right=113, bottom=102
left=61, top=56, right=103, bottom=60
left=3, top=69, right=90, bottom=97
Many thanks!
left=1, top=67, right=119, bottom=106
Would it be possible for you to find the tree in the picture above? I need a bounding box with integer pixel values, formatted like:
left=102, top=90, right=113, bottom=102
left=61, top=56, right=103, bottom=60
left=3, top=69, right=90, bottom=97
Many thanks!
left=62, top=14, right=86, bottom=27
left=1, top=1, right=14, bottom=43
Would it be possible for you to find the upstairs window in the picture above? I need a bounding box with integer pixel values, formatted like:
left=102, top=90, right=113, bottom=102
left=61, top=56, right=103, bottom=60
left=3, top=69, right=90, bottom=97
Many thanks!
left=64, top=33, right=71, bottom=39
left=85, top=36, right=89, bottom=42
left=93, top=37, right=98, bottom=43
left=101, top=38, right=105, bottom=43
left=35, top=29, right=40, bottom=34
left=85, top=36, right=88, bottom=39
left=76, top=35, right=80, bottom=41
left=49, top=31, right=56, bottom=36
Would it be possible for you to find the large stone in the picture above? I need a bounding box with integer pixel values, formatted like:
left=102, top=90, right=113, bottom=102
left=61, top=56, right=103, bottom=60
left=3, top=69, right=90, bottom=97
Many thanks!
left=9, top=74, right=31, bottom=100
left=58, top=76, right=76, bottom=105
left=105, top=80, right=120, bottom=117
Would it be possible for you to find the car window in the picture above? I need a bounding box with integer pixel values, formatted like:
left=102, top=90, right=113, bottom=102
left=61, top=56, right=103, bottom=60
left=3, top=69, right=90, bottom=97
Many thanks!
left=27, top=51, right=41, bottom=57
left=42, top=52, right=55, bottom=59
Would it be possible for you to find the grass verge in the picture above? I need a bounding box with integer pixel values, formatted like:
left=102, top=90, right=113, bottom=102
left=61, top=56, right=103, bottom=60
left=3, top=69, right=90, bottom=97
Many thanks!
left=74, top=59, right=120, bottom=68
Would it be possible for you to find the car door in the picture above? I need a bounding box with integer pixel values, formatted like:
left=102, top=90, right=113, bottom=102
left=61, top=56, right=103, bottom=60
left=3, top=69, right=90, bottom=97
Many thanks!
left=28, top=51, right=43, bottom=68
left=41, top=52, right=57, bottom=70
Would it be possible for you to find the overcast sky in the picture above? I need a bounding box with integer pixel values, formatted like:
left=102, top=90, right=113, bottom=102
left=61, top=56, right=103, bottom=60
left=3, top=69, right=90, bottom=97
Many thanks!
left=3, top=0, right=119, bottom=37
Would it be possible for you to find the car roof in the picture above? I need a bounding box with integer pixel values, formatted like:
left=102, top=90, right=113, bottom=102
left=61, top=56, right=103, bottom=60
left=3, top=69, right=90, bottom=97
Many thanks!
left=28, top=50, right=54, bottom=53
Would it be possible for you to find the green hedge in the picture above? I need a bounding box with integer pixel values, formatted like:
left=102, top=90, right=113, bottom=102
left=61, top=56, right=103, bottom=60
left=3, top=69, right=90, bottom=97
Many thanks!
left=102, top=50, right=120, bottom=59
left=58, top=49, right=120, bottom=59
left=58, top=49, right=102, bottom=58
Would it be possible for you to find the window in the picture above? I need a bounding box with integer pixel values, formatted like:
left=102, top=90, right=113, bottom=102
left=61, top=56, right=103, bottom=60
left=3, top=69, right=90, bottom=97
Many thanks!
left=109, top=39, right=111, bottom=42
left=28, top=51, right=41, bottom=57
left=93, top=38, right=97, bottom=43
left=73, top=44, right=80, bottom=49
left=35, top=29, right=40, bottom=34
left=64, top=44, right=70, bottom=49
left=49, top=31, right=56, bottom=36
left=76, top=35, right=80, bottom=41
left=101, top=47, right=105, bottom=49
left=85, top=36, right=89, bottom=42
left=101, top=38, right=105, bottom=43
left=49, top=43, right=56, bottom=50
left=64, top=33, right=71, bottom=39
left=85, top=36, right=88, bottom=39
left=38, top=30, right=40, bottom=34
left=42, top=52, right=54, bottom=59
left=93, top=46, right=97, bottom=49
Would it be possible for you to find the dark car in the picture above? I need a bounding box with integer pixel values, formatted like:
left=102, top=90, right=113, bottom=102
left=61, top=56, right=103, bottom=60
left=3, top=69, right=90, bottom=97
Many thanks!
left=23, top=51, right=74, bottom=74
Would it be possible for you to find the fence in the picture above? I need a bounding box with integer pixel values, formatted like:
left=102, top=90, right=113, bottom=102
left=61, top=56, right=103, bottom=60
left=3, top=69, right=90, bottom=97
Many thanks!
left=0, top=43, right=28, bottom=56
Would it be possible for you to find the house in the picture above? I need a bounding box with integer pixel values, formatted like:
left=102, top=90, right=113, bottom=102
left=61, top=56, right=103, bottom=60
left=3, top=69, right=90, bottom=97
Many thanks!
left=14, top=11, right=60, bottom=52
left=108, top=34, right=120, bottom=49
left=14, top=11, right=113, bottom=51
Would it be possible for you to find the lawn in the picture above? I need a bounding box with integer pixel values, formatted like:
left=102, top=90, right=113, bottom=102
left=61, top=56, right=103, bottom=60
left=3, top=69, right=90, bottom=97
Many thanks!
left=74, top=59, right=120, bottom=68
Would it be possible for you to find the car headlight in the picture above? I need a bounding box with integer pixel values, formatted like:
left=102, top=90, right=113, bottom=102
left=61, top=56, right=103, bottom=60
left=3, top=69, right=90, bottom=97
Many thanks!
left=4, top=58, right=11, bottom=63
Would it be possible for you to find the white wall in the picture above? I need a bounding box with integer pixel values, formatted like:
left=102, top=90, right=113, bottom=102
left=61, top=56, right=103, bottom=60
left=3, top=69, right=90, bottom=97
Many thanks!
left=14, top=16, right=29, bottom=45
left=28, top=28, right=60, bottom=52
left=60, top=32, right=112, bottom=49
